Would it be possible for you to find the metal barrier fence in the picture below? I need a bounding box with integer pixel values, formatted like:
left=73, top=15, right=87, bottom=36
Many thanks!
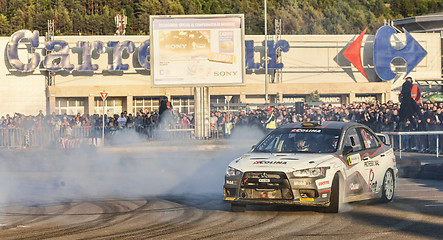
left=382, top=131, right=443, bottom=159
left=0, top=124, right=244, bottom=148
left=0, top=126, right=203, bottom=148
left=0, top=126, right=100, bottom=149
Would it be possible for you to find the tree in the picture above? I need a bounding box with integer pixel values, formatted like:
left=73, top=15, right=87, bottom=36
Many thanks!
left=0, top=0, right=442, bottom=36
left=0, top=14, right=9, bottom=35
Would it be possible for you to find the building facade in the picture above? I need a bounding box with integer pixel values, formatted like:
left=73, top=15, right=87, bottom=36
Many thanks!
left=0, top=30, right=441, bottom=117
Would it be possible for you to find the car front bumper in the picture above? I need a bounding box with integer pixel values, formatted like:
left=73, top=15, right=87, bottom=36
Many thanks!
left=223, top=171, right=331, bottom=206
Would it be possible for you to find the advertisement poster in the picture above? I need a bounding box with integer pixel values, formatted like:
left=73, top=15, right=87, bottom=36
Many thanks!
left=150, top=15, right=245, bottom=87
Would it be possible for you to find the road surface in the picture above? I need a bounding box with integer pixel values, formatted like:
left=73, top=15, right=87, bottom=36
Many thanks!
left=0, top=140, right=441, bottom=239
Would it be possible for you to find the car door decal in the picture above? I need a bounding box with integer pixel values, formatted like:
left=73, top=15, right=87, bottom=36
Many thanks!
left=360, top=144, right=384, bottom=160
left=347, top=153, right=360, bottom=166
left=368, top=169, right=378, bottom=192
left=346, top=172, right=367, bottom=194
left=333, top=154, right=352, bottom=167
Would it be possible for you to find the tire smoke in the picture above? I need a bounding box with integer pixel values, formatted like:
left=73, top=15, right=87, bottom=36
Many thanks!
left=0, top=126, right=264, bottom=207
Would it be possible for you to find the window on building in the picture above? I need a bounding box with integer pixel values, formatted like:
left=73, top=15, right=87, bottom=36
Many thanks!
left=133, top=97, right=160, bottom=114
left=94, top=97, right=123, bottom=115
left=171, top=96, right=194, bottom=114
left=55, top=98, right=85, bottom=115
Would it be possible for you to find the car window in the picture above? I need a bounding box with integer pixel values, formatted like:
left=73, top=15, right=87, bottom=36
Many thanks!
left=253, top=128, right=341, bottom=153
left=360, top=128, right=380, bottom=149
left=344, top=128, right=363, bottom=152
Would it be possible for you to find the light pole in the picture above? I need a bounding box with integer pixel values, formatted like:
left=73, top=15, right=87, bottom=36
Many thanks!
left=264, top=0, right=269, bottom=104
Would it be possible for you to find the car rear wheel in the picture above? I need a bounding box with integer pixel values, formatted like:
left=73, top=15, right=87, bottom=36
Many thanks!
left=231, top=203, right=246, bottom=212
left=323, top=174, right=340, bottom=213
left=381, top=169, right=395, bottom=202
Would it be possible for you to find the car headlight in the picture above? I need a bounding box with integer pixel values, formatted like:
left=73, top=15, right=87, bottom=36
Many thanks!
left=226, top=166, right=243, bottom=177
left=293, top=167, right=327, bottom=178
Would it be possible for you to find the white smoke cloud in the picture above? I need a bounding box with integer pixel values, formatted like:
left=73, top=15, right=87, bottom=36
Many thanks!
left=0, top=125, right=264, bottom=207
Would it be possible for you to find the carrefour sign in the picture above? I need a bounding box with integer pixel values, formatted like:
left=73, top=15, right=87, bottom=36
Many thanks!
left=6, top=29, right=289, bottom=75
left=343, top=26, right=427, bottom=81
left=6, top=26, right=427, bottom=82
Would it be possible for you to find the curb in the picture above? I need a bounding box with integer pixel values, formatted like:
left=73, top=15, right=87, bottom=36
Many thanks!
left=398, top=157, right=443, bottom=180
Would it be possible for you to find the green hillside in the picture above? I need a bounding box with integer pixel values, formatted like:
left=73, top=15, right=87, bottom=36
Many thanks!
left=0, top=0, right=442, bottom=36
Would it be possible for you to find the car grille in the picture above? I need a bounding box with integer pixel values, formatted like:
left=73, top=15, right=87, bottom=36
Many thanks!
left=239, top=171, right=293, bottom=200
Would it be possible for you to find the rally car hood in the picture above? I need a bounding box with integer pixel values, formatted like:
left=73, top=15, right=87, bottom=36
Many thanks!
left=229, top=152, right=335, bottom=172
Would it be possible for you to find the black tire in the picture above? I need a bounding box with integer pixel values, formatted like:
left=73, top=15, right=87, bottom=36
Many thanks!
left=323, top=174, right=340, bottom=213
left=231, top=203, right=246, bottom=212
left=381, top=169, right=395, bottom=202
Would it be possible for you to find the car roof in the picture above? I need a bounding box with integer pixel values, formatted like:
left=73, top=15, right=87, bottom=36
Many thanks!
left=280, top=121, right=365, bottom=132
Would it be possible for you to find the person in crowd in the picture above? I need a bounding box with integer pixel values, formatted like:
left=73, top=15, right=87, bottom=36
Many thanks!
left=265, top=108, right=277, bottom=132
left=159, top=97, right=174, bottom=128
left=117, top=112, right=127, bottom=128
left=399, top=77, right=420, bottom=122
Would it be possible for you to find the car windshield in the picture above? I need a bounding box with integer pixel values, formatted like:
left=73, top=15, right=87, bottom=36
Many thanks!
left=252, top=128, right=341, bottom=153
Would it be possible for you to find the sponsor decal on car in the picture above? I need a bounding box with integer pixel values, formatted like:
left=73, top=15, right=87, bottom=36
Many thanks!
left=225, top=197, right=236, bottom=201
left=368, top=169, right=378, bottom=192
left=253, top=160, right=287, bottom=165
left=299, top=198, right=314, bottom=201
left=318, top=180, right=330, bottom=186
left=350, top=182, right=360, bottom=191
left=347, top=153, right=360, bottom=166
left=290, top=129, right=322, bottom=133
left=364, top=160, right=380, bottom=168
left=226, top=180, right=237, bottom=185
left=294, top=181, right=313, bottom=186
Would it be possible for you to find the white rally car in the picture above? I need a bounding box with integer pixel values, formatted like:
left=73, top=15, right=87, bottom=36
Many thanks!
left=223, top=121, right=398, bottom=213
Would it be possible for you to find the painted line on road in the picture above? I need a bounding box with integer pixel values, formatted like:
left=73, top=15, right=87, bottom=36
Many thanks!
left=396, top=197, right=443, bottom=201
left=397, top=189, right=442, bottom=192
left=397, top=185, right=443, bottom=187
left=424, top=204, right=443, bottom=207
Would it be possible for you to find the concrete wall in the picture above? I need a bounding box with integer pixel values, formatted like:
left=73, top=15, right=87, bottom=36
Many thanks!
left=0, top=37, right=46, bottom=116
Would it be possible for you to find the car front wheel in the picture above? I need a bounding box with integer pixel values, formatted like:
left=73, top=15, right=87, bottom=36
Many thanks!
left=381, top=169, right=395, bottom=202
left=323, top=174, right=340, bottom=213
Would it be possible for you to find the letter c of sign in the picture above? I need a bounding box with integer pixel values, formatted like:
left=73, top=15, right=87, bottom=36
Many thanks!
left=107, top=41, right=136, bottom=71
left=138, top=40, right=150, bottom=70
left=7, top=30, right=40, bottom=72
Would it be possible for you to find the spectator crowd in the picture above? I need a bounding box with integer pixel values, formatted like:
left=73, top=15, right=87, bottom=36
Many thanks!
left=1, top=98, right=443, bottom=152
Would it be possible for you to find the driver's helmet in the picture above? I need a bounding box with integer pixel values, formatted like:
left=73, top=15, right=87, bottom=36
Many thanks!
left=296, top=138, right=309, bottom=151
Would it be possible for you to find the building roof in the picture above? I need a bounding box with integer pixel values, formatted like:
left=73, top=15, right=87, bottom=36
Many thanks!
left=394, top=12, right=443, bottom=32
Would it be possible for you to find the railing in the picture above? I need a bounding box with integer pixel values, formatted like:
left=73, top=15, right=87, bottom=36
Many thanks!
left=382, top=131, right=443, bottom=159
left=0, top=123, right=244, bottom=148
left=0, top=125, right=201, bottom=148
left=0, top=126, right=100, bottom=149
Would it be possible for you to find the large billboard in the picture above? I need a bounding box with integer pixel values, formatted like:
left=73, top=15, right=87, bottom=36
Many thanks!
left=150, top=15, right=245, bottom=87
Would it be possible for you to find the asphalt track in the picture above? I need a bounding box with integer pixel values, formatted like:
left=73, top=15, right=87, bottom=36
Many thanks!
left=0, top=141, right=442, bottom=239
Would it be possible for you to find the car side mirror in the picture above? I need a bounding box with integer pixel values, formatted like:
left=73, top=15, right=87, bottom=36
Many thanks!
left=343, top=146, right=353, bottom=155
left=251, top=145, right=255, bottom=151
